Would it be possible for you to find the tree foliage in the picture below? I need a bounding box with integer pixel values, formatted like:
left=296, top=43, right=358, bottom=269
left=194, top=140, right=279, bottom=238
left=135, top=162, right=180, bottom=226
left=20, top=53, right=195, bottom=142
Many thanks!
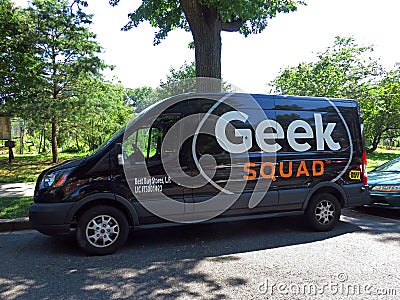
left=270, top=37, right=400, bottom=152
left=362, top=68, right=400, bottom=152
left=270, top=37, right=382, bottom=98
left=1, top=0, right=132, bottom=161
left=58, top=78, right=131, bottom=151
left=110, top=0, right=304, bottom=80
left=25, top=0, right=106, bottom=162
left=0, top=0, right=39, bottom=111
left=125, top=86, right=154, bottom=108
left=133, top=61, right=238, bottom=113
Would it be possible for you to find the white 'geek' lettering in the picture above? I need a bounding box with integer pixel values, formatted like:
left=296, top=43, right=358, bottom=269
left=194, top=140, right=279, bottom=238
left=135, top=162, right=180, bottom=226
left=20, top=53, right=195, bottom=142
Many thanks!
left=215, top=111, right=341, bottom=153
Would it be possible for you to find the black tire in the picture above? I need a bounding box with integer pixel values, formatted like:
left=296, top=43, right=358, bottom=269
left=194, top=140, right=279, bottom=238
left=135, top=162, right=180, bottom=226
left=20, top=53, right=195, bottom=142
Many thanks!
left=305, top=193, right=341, bottom=231
left=76, top=205, right=129, bottom=255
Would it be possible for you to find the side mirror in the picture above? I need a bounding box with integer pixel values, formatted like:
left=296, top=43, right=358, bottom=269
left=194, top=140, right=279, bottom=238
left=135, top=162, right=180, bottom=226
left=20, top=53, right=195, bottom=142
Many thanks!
left=110, top=142, right=124, bottom=167
left=117, top=153, right=124, bottom=166
left=115, top=143, right=124, bottom=166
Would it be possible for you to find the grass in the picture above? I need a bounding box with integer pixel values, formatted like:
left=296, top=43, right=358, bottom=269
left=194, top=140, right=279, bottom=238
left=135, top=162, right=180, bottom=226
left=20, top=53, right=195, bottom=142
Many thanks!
left=367, top=148, right=400, bottom=171
left=0, top=152, right=88, bottom=219
left=0, top=152, right=88, bottom=183
left=0, top=197, right=32, bottom=219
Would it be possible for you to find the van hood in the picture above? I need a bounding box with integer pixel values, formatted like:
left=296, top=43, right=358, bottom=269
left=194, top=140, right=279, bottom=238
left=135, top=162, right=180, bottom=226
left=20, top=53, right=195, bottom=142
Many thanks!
left=44, top=156, right=87, bottom=174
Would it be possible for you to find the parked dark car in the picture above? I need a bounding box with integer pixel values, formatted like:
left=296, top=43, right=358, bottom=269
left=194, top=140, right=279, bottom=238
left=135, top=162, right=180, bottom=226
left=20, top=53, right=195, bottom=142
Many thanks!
left=368, top=157, right=400, bottom=208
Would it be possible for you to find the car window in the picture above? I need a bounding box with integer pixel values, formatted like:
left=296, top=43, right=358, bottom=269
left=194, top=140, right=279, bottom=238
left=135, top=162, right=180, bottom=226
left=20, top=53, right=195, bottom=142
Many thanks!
left=375, top=159, right=400, bottom=172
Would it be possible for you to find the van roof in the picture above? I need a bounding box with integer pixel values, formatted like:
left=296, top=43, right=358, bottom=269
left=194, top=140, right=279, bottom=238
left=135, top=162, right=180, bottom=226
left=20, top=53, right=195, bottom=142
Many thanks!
left=134, top=92, right=356, bottom=121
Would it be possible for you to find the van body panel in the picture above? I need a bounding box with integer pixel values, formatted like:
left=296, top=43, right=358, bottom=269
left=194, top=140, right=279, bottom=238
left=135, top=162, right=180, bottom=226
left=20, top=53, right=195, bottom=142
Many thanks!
left=343, top=184, right=370, bottom=207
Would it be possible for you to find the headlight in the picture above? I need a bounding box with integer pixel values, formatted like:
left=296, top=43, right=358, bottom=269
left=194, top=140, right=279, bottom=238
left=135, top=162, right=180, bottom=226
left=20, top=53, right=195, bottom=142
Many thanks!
left=39, top=168, right=74, bottom=190
left=371, top=185, right=400, bottom=193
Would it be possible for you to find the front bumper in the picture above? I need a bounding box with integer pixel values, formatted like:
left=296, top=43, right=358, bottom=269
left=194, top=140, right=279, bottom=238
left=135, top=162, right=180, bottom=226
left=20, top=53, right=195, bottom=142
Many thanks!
left=29, top=202, right=75, bottom=235
left=368, top=192, right=400, bottom=208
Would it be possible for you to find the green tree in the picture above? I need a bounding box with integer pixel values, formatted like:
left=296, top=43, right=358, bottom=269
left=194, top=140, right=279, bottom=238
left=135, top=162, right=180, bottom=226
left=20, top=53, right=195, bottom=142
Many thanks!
left=362, top=68, right=400, bottom=152
left=161, top=61, right=196, bottom=87
left=133, top=62, right=196, bottom=113
left=59, top=78, right=132, bottom=151
left=110, top=0, right=304, bottom=81
left=27, top=0, right=106, bottom=162
left=134, top=61, right=237, bottom=112
left=23, top=76, right=132, bottom=153
left=0, top=0, right=39, bottom=112
left=159, top=60, right=232, bottom=93
left=125, top=86, right=154, bottom=108
left=270, top=36, right=400, bottom=153
left=270, top=37, right=381, bottom=98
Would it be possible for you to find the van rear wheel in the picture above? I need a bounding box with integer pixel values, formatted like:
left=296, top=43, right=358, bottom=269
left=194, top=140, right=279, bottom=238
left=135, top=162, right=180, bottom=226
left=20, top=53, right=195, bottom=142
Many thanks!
left=76, top=205, right=129, bottom=255
left=305, top=193, right=340, bottom=231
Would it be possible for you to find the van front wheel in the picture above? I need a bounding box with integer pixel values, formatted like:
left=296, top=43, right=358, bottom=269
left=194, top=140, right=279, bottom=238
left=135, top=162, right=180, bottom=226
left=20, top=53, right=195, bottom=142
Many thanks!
left=305, top=193, right=340, bottom=231
left=76, top=205, right=129, bottom=255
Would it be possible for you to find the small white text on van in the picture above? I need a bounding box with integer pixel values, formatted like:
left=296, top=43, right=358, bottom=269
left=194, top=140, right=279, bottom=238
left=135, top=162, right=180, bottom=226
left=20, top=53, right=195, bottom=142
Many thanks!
left=215, top=111, right=340, bottom=153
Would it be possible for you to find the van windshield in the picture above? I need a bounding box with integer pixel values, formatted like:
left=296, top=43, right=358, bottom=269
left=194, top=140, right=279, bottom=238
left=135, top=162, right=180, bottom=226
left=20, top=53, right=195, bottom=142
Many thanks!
left=91, top=127, right=124, bottom=155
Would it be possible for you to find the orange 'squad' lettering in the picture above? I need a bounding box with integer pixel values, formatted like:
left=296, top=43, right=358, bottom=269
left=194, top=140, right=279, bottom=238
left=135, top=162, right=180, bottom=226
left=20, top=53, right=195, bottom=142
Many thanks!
left=296, top=161, right=310, bottom=177
left=312, top=160, right=324, bottom=176
left=260, top=162, right=276, bottom=181
left=243, top=162, right=256, bottom=180
left=279, top=161, right=293, bottom=178
left=243, top=160, right=325, bottom=180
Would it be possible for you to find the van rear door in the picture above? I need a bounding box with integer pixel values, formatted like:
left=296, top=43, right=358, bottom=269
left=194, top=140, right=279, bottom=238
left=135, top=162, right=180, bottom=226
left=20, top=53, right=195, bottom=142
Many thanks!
left=274, top=96, right=354, bottom=207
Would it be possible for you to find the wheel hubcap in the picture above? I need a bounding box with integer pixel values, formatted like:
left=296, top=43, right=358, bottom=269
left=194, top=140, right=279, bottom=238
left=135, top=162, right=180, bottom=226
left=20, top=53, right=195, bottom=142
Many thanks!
left=315, top=200, right=335, bottom=224
left=86, top=215, right=120, bottom=248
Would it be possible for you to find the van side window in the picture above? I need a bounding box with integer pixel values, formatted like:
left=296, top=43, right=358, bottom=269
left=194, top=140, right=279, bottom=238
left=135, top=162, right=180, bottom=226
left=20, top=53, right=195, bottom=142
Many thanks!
left=123, top=114, right=181, bottom=166
left=147, top=127, right=162, bottom=162
left=197, top=134, right=226, bottom=155
left=123, top=127, right=150, bottom=165
left=137, top=127, right=151, bottom=157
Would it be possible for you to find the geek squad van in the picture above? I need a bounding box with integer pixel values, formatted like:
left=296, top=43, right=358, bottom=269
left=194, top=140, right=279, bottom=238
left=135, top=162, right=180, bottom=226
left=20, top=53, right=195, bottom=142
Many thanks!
left=29, top=93, right=370, bottom=255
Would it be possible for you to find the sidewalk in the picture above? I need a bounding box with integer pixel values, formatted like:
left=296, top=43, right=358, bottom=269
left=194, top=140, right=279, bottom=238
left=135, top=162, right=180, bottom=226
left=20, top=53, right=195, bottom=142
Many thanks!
left=0, top=182, right=34, bottom=232
left=0, top=182, right=35, bottom=198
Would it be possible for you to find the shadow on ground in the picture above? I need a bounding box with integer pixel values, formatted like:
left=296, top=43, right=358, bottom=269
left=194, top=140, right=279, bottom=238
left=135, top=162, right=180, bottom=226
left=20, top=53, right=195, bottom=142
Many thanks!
left=345, top=207, right=400, bottom=244
left=351, top=206, right=400, bottom=221
left=0, top=214, right=369, bottom=299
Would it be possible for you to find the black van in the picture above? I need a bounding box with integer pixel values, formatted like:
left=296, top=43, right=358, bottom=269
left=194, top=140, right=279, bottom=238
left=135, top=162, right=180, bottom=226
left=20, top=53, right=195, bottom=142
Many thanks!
left=29, top=93, right=370, bottom=255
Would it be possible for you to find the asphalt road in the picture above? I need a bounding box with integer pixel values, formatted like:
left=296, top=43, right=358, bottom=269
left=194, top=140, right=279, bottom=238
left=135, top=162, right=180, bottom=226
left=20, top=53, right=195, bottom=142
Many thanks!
left=0, top=210, right=399, bottom=300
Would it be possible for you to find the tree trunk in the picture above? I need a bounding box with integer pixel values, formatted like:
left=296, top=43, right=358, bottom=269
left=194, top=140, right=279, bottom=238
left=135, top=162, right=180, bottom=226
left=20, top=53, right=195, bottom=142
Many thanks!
left=194, top=27, right=221, bottom=80
left=38, top=128, right=43, bottom=154
left=42, top=126, right=46, bottom=153
left=51, top=119, right=58, bottom=163
left=18, top=119, right=24, bottom=154
left=367, top=132, right=382, bottom=154
left=75, top=135, right=80, bottom=151
left=367, top=144, right=378, bottom=154
left=180, top=0, right=222, bottom=91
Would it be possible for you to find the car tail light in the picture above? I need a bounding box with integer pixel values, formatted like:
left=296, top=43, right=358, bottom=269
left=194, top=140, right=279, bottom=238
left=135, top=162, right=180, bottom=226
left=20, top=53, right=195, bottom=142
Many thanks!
left=361, top=151, right=368, bottom=186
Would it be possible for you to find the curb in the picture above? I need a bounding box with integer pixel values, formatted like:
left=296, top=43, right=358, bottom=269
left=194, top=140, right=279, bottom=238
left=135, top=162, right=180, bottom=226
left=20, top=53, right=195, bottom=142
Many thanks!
left=0, top=217, right=32, bottom=232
